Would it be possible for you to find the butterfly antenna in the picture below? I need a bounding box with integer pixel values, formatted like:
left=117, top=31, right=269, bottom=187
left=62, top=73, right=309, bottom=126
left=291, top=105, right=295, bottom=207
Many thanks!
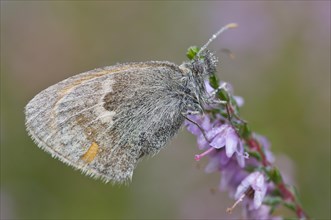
left=197, top=23, right=238, bottom=57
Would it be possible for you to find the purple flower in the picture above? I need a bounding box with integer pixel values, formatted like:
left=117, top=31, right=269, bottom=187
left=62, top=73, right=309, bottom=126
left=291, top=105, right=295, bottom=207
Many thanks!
left=186, top=115, right=247, bottom=168
left=210, top=124, right=238, bottom=158
left=204, top=150, right=230, bottom=173
left=219, top=158, right=248, bottom=195
left=184, top=79, right=302, bottom=219
left=253, top=133, right=275, bottom=163
left=185, top=112, right=252, bottom=204
left=243, top=204, right=282, bottom=220
left=234, top=171, right=267, bottom=209
left=184, top=100, right=252, bottom=194
left=234, top=96, right=244, bottom=107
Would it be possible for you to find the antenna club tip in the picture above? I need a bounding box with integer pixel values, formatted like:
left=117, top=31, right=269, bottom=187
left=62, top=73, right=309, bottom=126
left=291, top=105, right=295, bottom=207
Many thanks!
left=226, top=23, right=238, bottom=29
left=197, top=22, right=238, bottom=56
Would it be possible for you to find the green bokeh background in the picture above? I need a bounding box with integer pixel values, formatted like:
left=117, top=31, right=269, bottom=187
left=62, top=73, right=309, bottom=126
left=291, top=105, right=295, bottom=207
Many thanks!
left=1, top=1, right=330, bottom=219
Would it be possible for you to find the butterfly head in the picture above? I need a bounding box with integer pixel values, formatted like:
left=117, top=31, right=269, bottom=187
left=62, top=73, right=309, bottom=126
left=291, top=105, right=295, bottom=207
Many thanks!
left=190, top=50, right=218, bottom=78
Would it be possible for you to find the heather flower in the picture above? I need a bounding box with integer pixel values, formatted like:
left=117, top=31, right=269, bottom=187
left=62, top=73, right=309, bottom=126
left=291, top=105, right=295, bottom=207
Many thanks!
left=185, top=113, right=251, bottom=202
left=219, top=158, right=248, bottom=195
left=186, top=114, right=247, bottom=168
left=253, top=133, right=275, bottom=163
left=184, top=44, right=307, bottom=219
left=184, top=92, right=306, bottom=218
left=204, top=150, right=230, bottom=173
left=185, top=80, right=245, bottom=160
left=243, top=204, right=282, bottom=220
left=234, top=171, right=267, bottom=209
left=210, top=124, right=238, bottom=158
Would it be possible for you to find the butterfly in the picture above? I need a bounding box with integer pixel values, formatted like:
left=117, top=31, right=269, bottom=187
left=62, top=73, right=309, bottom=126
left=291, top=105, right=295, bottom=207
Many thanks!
left=25, top=23, right=237, bottom=183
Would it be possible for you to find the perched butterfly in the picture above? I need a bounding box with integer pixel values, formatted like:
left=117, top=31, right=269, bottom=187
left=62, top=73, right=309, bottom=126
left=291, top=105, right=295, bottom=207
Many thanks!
left=25, top=23, right=237, bottom=183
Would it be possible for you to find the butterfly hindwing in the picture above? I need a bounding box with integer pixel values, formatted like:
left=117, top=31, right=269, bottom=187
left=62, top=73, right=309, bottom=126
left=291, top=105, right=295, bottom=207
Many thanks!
left=25, top=61, right=186, bottom=183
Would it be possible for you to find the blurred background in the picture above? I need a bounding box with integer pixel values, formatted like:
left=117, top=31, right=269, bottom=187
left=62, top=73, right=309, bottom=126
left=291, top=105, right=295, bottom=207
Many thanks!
left=1, top=1, right=330, bottom=219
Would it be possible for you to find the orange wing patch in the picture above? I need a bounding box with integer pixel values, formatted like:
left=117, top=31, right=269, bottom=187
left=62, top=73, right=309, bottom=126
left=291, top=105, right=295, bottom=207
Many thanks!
left=81, top=142, right=99, bottom=163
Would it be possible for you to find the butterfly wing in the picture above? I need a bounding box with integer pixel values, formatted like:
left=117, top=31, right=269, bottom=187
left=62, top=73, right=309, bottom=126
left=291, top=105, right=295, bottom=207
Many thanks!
left=25, top=61, right=185, bottom=183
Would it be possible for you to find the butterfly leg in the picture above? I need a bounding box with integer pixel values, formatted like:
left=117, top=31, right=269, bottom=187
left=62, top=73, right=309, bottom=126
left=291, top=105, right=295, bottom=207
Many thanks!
left=181, top=112, right=210, bottom=143
left=206, top=82, right=230, bottom=105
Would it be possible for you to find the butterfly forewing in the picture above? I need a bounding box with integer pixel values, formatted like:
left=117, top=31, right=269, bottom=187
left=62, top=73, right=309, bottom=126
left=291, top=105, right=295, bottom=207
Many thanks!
left=25, top=61, right=186, bottom=183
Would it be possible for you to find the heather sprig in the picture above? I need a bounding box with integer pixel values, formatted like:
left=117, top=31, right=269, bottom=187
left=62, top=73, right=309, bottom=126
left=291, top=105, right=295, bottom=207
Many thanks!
left=185, top=47, right=309, bottom=219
